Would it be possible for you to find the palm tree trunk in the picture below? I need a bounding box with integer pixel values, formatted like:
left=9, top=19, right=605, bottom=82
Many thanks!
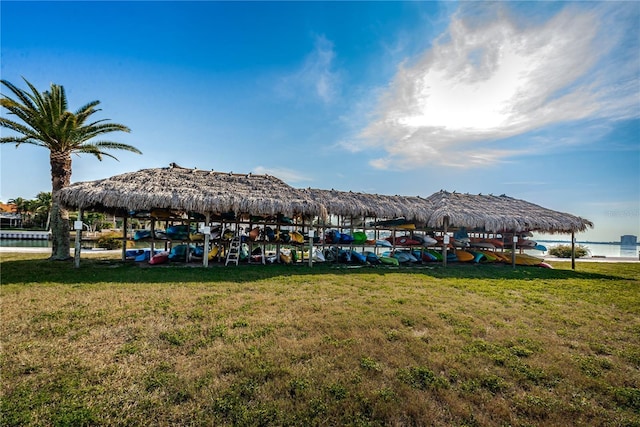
left=49, top=151, right=72, bottom=260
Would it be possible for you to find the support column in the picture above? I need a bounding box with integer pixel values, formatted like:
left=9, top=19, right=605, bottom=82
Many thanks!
left=203, top=213, right=211, bottom=268
left=571, top=231, right=576, bottom=270
left=74, top=209, right=84, bottom=268
left=121, top=215, right=128, bottom=261
left=442, top=217, right=449, bottom=268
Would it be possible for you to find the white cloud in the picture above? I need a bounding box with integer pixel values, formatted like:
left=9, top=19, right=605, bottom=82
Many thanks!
left=252, top=166, right=311, bottom=184
left=276, top=35, right=341, bottom=104
left=357, top=3, right=639, bottom=169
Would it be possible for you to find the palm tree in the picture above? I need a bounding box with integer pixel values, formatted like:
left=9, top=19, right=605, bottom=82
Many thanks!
left=1, top=78, right=141, bottom=260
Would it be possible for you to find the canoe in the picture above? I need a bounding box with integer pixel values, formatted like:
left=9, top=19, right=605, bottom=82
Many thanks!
left=380, top=256, right=399, bottom=266
left=149, top=251, right=169, bottom=265
left=538, top=262, right=553, bottom=269
left=455, top=250, right=475, bottom=262
left=533, top=244, right=548, bottom=252
left=376, top=239, right=392, bottom=247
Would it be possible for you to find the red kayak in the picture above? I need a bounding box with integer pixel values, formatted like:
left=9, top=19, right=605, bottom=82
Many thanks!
left=149, top=251, right=169, bottom=265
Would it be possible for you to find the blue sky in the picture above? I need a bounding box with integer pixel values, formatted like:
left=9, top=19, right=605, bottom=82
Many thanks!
left=1, top=1, right=638, bottom=242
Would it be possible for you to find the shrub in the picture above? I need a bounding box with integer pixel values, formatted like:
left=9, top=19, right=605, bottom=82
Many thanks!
left=548, top=244, right=589, bottom=258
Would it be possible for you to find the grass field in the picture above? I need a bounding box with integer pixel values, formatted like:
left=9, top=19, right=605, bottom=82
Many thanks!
left=1, top=252, right=639, bottom=426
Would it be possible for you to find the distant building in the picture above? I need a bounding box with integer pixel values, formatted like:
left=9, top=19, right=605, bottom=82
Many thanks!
left=620, top=235, right=637, bottom=246
left=0, top=203, right=21, bottom=228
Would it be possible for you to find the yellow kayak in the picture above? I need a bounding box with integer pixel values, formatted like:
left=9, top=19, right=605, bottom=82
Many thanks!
left=455, top=250, right=475, bottom=262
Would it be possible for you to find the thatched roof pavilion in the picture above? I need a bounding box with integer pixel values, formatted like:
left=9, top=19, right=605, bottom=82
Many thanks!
left=304, top=189, right=433, bottom=223
left=424, top=191, right=593, bottom=234
left=59, top=165, right=327, bottom=219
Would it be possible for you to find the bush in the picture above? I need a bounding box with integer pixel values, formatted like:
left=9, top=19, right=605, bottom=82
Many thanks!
left=96, top=232, right=133, bottom=250
left=548, top=244, right=589, bottom=258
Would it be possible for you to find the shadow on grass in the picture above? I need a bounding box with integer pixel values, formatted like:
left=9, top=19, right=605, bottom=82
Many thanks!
left=1, top=255, right=637, bottom=285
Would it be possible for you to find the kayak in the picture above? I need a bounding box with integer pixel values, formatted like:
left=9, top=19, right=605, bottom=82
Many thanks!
left=380, top=256, right=399, bottom=266
left=455, top=250, right=475, bottom=262
left=350, top=251, right=367, bottom=264
left=149, top=251, right=169, bottom=265
left=353, top=231, right=367, bottom=244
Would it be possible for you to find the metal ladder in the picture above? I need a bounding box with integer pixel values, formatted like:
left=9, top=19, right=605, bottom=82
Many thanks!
left=225, top=236, right=241, bottom=266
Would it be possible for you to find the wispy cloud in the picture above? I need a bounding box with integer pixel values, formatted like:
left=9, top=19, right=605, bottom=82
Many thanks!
left=276, top=35, right=341, bottom=104
left=252, top=166, right=311, bottom=184
left=355, top=3, right=639, bottom=169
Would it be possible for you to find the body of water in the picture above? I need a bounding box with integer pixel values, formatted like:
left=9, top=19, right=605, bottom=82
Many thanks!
left=535, top=241, right=639, bottom=258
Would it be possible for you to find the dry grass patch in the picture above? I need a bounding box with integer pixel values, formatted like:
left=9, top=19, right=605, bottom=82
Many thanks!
left=1, top=253, right=639, bottom=426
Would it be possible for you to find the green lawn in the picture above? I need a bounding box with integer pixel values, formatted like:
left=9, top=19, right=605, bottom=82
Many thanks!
left=2, top=253, right=639, bottom=426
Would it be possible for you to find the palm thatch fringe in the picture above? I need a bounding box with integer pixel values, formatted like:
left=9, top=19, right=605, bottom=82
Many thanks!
left=59, top=167, right=593, bottom=234
left=59, top=166, right=328, bottom=219
left=423, top=191, right=593, bottom=233
left=304, top=188, right=433, bottom=223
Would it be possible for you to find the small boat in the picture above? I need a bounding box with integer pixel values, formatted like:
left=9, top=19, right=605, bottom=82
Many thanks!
left=249, top=227, right=261, bottom=241
left=533, top=244, right=548, bottom=252
left=313, top=249, right=326, bottom=262
left=166, top=225, right=190, bottom=241
left=538, top=262, right=553, bottom=269
left=455, top=250, right=475, bottom=262
left=478, top=251, right=498, bottom=262
left=380, top=256, right=399, bottom=266
left=290, top=231, right=304, bottom=244
left=376, top=239, right=392, bottom=247
left=394, top=251, right=418, bottom=263
left=280, top=252, right=292, bottom=264
left=514, top=253, right=545, bottom=266
left=350, top=251, right=367, bottom=264
left=352, top=231, right=367, bottom=244
left=189, top=232, right=204, bottom=241
left=469, top=241, right=496, bottom=250
left=364, top=251, right=380, bottom=264
left=149, top=251, right=169, bottom=265
left=339, top=234, right=354, bottom=244
left=208, top=245, right=223, bottom=260
left=427, top=249, right=443, bottom=261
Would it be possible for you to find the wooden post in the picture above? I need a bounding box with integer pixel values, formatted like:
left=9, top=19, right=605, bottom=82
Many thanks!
left=571, top=231, right=576, bottom=270
left=308, top=229, right=314, bottom=268
left=442, top=217, right=448, bottom=267
left=203, top=213, right=211, bottom=268
left=121, top=215, right=128, bottom=261
left=512, top=234, right=517, bottom=268
left=74, top=209, right=83, bottom=268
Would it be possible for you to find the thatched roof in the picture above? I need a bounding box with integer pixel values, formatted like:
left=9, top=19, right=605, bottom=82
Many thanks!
left=59, top=166, right=592, bottom=234
left=304, top=188, right=433, bottom=222
left=59, top=165, right=327, bottom=218
left=424, top=191, right=593, bottom=233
